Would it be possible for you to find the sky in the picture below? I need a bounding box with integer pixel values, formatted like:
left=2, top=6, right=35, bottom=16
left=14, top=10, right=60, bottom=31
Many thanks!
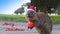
left=0, top=0, right=30, bottom=14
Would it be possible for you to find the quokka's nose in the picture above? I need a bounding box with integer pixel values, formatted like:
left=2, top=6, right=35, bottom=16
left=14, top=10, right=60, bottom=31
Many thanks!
left=27, top=13, right=31, bottom=18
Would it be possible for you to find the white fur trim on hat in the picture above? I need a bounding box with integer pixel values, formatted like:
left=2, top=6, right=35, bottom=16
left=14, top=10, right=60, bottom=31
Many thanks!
left=27, top=9, right=36, bottom=12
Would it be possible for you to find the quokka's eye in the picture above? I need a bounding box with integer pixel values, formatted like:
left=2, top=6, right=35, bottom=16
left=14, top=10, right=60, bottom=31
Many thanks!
left=30, top=11, right=35, bottom=15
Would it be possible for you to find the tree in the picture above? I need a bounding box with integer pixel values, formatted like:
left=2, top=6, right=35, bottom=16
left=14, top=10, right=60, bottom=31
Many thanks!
left=31, top=0, right=60, bottom=14
left=14, top=2, right=31, bottom=15
left=21, top=2, right=31, bottom=8
left=14, top=7, right=24, bottom=15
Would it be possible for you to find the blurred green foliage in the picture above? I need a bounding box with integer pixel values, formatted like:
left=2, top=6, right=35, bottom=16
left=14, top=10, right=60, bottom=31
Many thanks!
left=0, top=14, right=60, bottom=24
left=0, top=14, right=26, bottom=21
left=50, top=15, right=60, bottom=24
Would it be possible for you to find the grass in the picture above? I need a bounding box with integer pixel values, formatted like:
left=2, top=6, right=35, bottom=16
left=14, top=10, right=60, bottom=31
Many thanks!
left=0, top=14, right=60, bottom=24
left=0, top=14, right=26, bottom=21
left=50, top=15, right=60, bottom=24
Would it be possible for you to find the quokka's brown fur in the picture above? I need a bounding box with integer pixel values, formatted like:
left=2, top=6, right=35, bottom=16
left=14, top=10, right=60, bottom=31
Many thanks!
left=26, top=12, right=52, bottom=34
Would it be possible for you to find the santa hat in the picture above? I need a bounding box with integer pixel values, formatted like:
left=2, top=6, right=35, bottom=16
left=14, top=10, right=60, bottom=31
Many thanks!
left=27, top=5, right=36, bottom=12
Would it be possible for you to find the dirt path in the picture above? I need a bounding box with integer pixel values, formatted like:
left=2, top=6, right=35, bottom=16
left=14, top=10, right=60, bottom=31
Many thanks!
left=0, top=21, right=60, bottom=34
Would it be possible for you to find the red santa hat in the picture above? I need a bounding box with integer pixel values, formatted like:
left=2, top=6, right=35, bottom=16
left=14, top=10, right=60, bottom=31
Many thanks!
left=27, top=5, right=36, bottom=12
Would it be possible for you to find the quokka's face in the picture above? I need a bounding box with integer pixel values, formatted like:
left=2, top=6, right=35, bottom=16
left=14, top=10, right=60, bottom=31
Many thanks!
left=26, top=10, right=36, bottom=21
